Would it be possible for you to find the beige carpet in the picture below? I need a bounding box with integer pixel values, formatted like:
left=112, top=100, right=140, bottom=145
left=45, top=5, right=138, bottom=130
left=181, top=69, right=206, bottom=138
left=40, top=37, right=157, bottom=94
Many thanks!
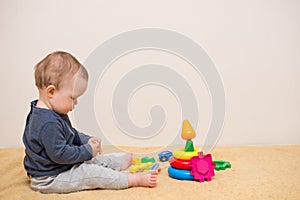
left=0, top=145, right=299, bottom=200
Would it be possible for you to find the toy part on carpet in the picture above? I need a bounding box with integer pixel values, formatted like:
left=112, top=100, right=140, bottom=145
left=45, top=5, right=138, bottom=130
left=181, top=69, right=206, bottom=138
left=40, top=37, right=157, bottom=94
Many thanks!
left=168, top=120, right=231, bottom=182
left=129, top=156, right=161, bottom=173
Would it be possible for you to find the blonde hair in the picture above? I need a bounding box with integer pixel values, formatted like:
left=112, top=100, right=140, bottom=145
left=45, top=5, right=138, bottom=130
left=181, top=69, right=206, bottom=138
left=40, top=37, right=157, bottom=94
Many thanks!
left=34, top=51, right=88, bottom=89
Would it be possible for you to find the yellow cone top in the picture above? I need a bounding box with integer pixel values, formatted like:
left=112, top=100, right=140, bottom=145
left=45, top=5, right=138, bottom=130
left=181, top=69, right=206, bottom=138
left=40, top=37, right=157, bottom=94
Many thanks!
left=181, top=120, right=196, bottom=140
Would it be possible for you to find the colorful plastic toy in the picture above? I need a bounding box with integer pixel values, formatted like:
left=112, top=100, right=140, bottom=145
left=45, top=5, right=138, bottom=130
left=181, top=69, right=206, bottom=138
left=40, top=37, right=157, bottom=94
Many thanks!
left=129, top=162, right=154, bottom=173
left=189, top=152, right=216, bottom=182
left=141, top=156, right=155, bottom=163
left=173, top=148, right=200, bottom=160
left=213, top=160, right=231, bottom=171
left=168, top=120, right=217, bottom=182
left=168, top=120, right=204, bottom=181
left=169, top=156, right=191, bottom=170
left=158, top=150, right=173, bottom=162
left=129, top=157, right=161, bottom=173
left=181, top=120, right=196, bottom=152
left=168, top=167, right=194, bottom=180
left=132, top=157, right=142, bottom=165
left=168, top=120, right=230, bottom=182
left=142, top=163, right=161, bottom=172
left=172, top=120, right=200, bottom=161
left=150, top=163, right=161, bottom=171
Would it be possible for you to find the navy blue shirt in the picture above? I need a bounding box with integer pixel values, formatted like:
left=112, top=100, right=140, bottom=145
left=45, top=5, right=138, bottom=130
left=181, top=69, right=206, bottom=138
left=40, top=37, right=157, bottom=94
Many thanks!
left=23, top=100, right=93, bottom=177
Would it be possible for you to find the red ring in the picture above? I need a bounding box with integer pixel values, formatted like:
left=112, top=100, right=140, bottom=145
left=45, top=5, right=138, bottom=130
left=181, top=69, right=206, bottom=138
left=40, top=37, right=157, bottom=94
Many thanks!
left=169, top=156, right=191, bottom=170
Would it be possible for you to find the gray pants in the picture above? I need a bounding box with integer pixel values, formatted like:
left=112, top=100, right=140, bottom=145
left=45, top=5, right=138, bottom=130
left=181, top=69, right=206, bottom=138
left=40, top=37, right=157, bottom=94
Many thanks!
left=30, top=153, right=129, bottom=193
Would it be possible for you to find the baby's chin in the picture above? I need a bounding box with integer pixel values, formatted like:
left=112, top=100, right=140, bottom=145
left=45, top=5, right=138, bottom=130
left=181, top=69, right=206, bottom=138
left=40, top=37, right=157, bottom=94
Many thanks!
left=57, top=110, right=71, bottom=115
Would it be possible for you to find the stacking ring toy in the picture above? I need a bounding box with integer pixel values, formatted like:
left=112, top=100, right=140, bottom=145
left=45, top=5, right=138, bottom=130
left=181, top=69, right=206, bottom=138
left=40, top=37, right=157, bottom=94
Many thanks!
left=169, top=156, right=191, bottom=170
left=173, top=148, right=200, bottom=160
left=168, top=167, right=194, bottom=180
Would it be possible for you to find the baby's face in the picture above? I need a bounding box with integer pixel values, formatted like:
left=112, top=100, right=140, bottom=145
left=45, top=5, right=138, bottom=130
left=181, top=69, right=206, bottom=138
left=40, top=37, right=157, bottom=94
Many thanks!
left=50, top=74, right=87, bottom=115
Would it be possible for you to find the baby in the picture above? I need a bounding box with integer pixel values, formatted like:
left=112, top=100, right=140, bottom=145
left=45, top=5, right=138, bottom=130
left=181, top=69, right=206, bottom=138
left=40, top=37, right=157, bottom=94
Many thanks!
left=22, top=51, right=158, bottom=193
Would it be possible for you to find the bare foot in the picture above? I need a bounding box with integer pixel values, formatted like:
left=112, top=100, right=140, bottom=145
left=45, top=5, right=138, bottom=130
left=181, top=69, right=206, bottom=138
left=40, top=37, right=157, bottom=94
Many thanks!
left=128, top=171, right=158, bottom=187
left=121, top=153, right=133, bottom=170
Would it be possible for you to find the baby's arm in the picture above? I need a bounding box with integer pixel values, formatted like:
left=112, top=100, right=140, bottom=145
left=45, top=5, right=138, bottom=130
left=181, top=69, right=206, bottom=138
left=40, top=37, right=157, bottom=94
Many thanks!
left=74, top=129, right=91, bottom=144
left=40, top=123, right=93, bottom=164
left=74, top=128, right=102, bottom=155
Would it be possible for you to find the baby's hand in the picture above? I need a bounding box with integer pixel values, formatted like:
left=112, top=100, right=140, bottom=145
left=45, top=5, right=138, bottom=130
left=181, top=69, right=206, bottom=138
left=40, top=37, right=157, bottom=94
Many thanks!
left=92, top=137, right=101, bottom=152
left=88, top=137, right=101, bottom=157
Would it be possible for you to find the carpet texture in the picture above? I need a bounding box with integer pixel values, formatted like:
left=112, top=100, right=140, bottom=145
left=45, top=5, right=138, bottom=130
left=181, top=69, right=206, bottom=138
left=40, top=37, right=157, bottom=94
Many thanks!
left=0, top=145, right=299, bottom=200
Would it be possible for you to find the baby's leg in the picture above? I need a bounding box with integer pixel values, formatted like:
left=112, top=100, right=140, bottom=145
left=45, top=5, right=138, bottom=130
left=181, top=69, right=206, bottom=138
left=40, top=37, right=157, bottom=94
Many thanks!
left=128, top=171, right=158, bottom=187
left=86, top=153, right=132, bottom=171
left=33, top=163, right=129, bottom=193
left=121, top=153, right=132, bottom=170
left=31, top=164, right=158, bottom=193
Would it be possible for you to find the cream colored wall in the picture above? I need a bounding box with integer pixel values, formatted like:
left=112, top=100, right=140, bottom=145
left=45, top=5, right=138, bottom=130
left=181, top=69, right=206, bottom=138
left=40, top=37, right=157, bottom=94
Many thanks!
left=0, top=0, right=299, bottom=147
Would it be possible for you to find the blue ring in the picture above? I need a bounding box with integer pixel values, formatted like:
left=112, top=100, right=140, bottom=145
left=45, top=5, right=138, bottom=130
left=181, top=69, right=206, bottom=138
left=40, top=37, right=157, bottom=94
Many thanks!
left=168, top=167, right=194, bottom=180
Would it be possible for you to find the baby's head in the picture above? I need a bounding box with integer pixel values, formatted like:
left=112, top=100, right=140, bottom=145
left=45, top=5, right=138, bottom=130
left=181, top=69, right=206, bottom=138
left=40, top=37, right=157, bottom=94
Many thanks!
left=35, top=51, right=88, bottom=114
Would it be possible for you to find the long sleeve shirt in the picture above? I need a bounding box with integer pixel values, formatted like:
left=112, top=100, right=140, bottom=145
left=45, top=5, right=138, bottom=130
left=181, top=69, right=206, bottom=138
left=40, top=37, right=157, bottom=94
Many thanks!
left=23, top=100, right=93, bottom=177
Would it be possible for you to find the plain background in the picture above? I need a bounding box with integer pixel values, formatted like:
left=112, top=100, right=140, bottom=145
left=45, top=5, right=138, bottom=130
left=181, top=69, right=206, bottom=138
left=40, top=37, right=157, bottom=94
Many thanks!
left=0, top=0, right=299, bottom=147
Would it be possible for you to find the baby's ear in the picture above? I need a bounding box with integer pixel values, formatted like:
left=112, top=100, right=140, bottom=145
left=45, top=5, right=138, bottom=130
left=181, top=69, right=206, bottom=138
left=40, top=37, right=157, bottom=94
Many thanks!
left=46, top=85, right=56, bottom=97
